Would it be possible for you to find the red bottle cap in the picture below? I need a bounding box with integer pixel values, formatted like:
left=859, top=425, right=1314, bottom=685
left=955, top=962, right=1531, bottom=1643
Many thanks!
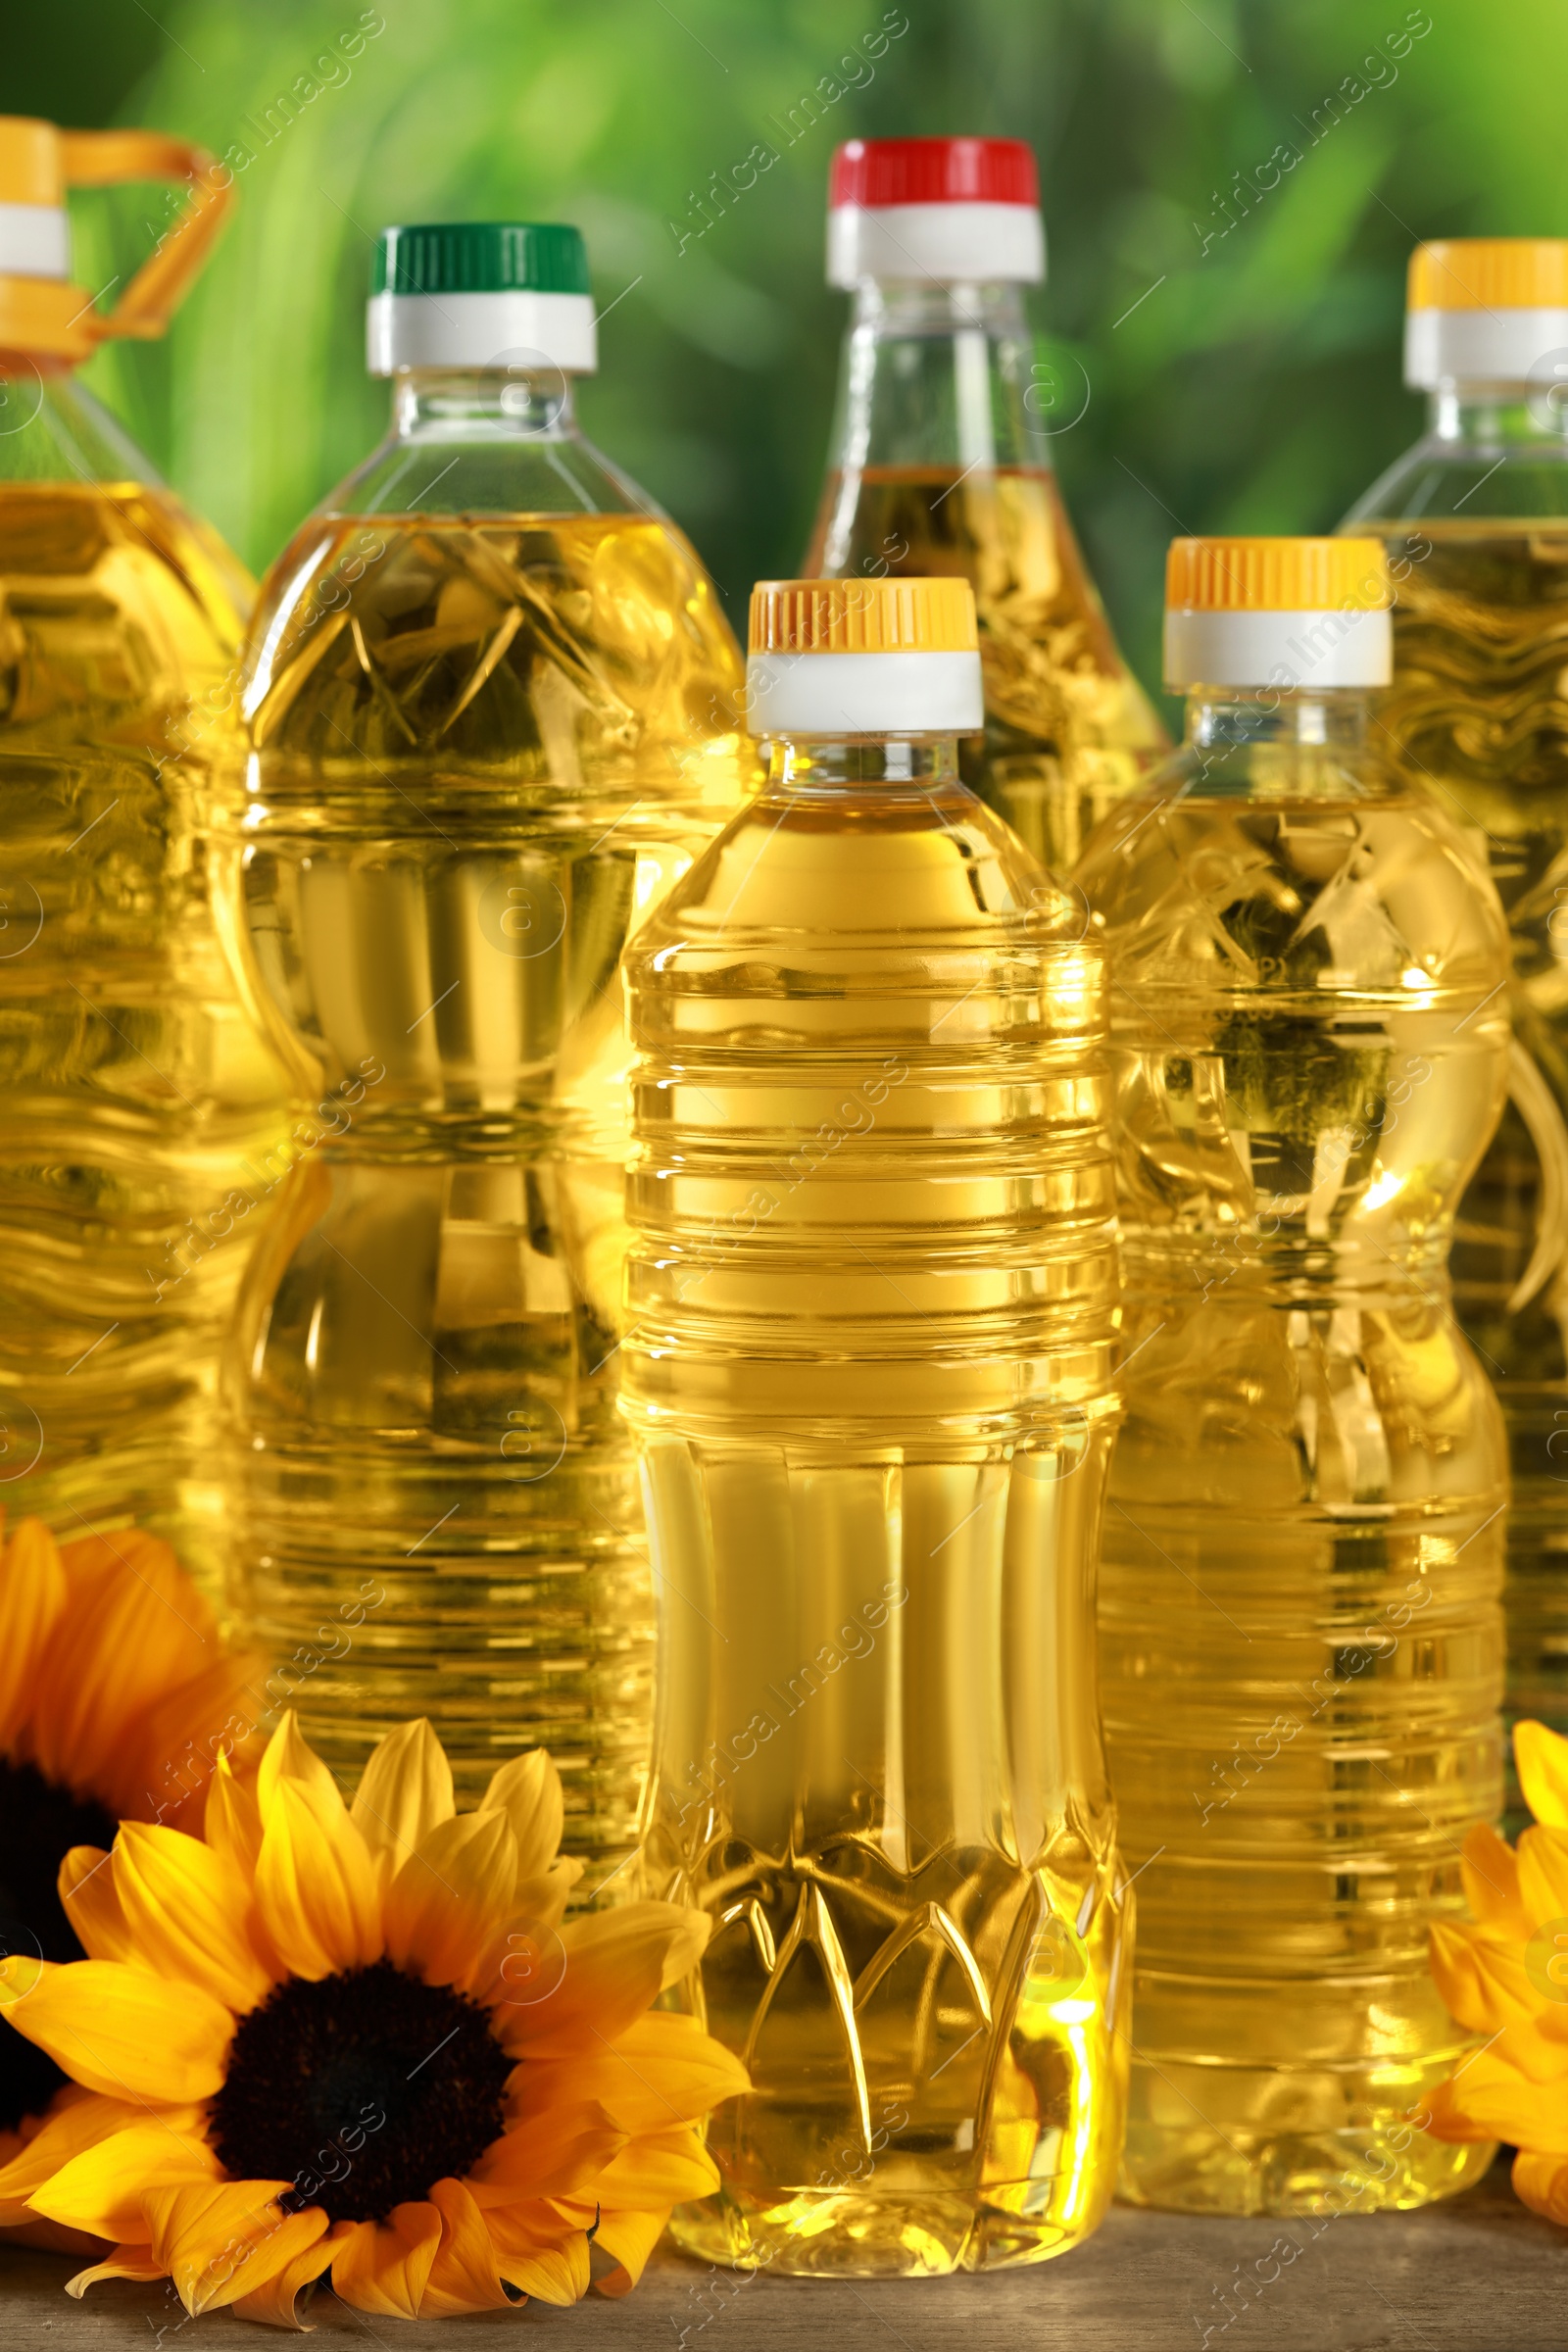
left=829, top=138, right=1039, bottom=214
left=825, top=138, right=1044, bottom=287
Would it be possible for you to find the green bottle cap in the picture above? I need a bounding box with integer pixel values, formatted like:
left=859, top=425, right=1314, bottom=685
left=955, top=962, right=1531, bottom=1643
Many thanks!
left=371, top=222, right=591, bottom=299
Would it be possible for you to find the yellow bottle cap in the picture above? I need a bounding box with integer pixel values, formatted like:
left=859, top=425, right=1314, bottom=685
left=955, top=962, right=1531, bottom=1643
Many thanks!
left=1408, top=238, right=1568, bottom=312
left=745, top=577, right=983, bottom=735
left=749, top=576, right=978, bottom=656
left=1163, top=538, right=1391, bottom=692
left=1404, top=238, right=1568, bottom=387
left=1165, top=536, right=1391, bottom=613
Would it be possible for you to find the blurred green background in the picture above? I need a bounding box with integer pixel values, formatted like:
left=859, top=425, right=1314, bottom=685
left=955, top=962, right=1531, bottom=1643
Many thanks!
left=15, top=0, right=1568, bottom=704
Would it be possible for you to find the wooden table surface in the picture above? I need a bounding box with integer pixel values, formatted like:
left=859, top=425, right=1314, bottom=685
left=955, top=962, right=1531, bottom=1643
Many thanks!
left=2, top=2157, right=1563, bottom=2350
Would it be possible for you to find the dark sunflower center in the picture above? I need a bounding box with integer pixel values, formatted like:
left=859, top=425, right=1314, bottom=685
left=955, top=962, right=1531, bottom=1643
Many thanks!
left=209, top=1959, right=513, bottom=2223
left=0, top=1757, right=117, bottom=2133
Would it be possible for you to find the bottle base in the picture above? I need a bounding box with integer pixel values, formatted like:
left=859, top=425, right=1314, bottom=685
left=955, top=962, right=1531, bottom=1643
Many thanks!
left=1117, top=2122, right=1494, bottom=2217
left=667, top=2177, right=1111, bottom=2278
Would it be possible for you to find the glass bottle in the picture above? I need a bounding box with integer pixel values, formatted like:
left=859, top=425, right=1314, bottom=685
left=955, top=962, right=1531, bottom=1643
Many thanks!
left=624, top=575, right=1127, bottom=2276
left=1344, top=238, right=1568, bottom=1803
left=228, top=222, right=753, bottom=1874
left=803, top=135, right=1165, bottom=875
left=0, top=116, right=299, bottom=1611
left=1079, top=536, right=1508, bottom=2213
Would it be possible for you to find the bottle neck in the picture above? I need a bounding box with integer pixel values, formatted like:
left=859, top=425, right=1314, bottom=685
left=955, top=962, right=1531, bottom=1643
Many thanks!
left=1425, top=383, right=1568, bottom=452
left=765, top=734, right=960, bottom=792
left=391, top=368, right=582, bottom=443
left=1183, top=688, right=1373, bottom=753
left=825, top=279, right=1045, bottom=485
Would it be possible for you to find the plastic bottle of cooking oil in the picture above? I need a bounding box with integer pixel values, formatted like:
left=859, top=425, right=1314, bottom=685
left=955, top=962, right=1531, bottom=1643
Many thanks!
left=228, top=221, right=752, bottom=1872
left=0, top=117, right=298, bottom=1610
left=803, top=136, right=1165, bottom=874
left=1079, top=536, right=1508, bottom=2215
left=624, top=574, right=1127, bottom=2276
left=1344, top=241, right=1568, bottom=1804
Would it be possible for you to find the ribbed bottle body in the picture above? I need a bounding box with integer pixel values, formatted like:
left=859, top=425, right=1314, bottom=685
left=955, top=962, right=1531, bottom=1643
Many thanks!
left=230, top=504, right=749, bottom=1871
left=0, top=431, right=298, bottom=1613
left=1077, top=752, right=1509, bottom=2212
left=623, top=760, right=1127, bottom=2275
left=1344, top=485, right=1568, bottom=1809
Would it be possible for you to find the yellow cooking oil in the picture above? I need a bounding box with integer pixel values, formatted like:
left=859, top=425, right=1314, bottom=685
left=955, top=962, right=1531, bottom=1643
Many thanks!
left=808, top=465, right=1165, bottom=872
left=1079, top=536, right=1508, bottom=2214
left=0, top=119, right=300, bottom=1612
left=231, top=498, right=750, bottom=1860
left=624, top=575, right=1127, bottom=2276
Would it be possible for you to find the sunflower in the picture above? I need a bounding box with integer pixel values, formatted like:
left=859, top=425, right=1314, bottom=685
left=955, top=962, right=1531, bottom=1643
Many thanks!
left=1426, top=1717, right=1568, bottom=2217
left=0, top=1709, right=747, bottom=2326
left=0, top=1515, right=265, bottom=2246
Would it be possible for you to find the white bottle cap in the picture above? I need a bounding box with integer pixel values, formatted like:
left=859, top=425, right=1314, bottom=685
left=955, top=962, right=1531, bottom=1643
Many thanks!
left=0, top=200, right=69, bottom=278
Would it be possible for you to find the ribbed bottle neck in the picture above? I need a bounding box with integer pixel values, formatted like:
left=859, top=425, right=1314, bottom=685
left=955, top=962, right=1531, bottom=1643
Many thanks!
left=1182, top=688, right=1374, bottom=756
left=823, top=280, right=1044, bottom=485
left=390, top=368, right=582, bottom=443
left=762, top=735, right=961, bottom=791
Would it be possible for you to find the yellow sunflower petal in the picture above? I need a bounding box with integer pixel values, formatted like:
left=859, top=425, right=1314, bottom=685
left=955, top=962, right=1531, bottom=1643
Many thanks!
left=67, top=2242, right=166, bottom=2294
left=496, top=1904, right=710, bottom=2056
left=590, top=2205, right=671, bottom=2296
left=1460, top=1821, right=1531, bottom=1940
left=112, top=1823, right=273, bottom=2014
left=0, top=2088, right=141, bottom=2227
left=0, top=1519, right=68, bottom=1749
left=384, top=1810, right=516, bottom=1990
left=111, top=1654, right=266, bottom=1830
left=204, top=1750, right=265, bottom=1882
left=594, top=2125, right=720, bottom=2208
left=480, top=1751, right=564, bottom=1883
left=29, top=1532, right=217, bottom=1798
left=466, top=2106, right=625, bottom=2209
left=513, top=2011, right=751, bottom=2136
left=1517, top=1825, right=1568, bottom=1933
left=57, top=1847, right=132, bottom=1967
left=232, top=2223, right=348, bottom=2329
left=254, top=1779, right=382, bottom=1982
left=418, top=2178, right=513, bottom=2316
left=1512, top=2149, right=1568, bottom=2225
left=0, top=1958, right=232, bottom=2102
left=257, top=1710, right=341, bottom=1824
left=484, top=2206, right=592, bottom=2306
left=351, top=1718, right=454, bottom=1883
left=1516, top=1720, right=1568, bottom=1831
left=141, top=2180, right=328, bottom=2318
left=1426, top=2048, right=1568, bottom=2151
left=1429, top=1922, right=1528, bottom=2035
left=511, top=1858, right=584, bottom=1935
left=329, top=2202, right=443, bottom=2319
left=29, top=2121, right=220, bottom=2242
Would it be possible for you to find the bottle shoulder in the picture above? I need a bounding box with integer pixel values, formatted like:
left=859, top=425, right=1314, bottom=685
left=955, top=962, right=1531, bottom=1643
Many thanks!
left=241, top=507, right=753, bottom=815
left=1074, top=764, right=1510, bottom=1002
left=1345, top=433, right=1568, bottom=524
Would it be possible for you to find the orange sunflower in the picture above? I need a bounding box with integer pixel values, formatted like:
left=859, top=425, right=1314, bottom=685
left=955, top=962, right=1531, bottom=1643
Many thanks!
left=1426, top=1717, right=1568, bottom=2216
left=0, top=1515, right=264, bottom=2245
left=0, top=1709, right=747, bottom=2326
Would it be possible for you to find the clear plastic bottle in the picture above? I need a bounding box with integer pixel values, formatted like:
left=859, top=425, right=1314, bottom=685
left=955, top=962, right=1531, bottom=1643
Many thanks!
left=228, top=222, right=753, bottom=1870
left=624, top=575, right=1127, bottom=2276
left=803, top=136, right=1165, bottom=876
left=0, top=117, right=298, bottom=1610
left=1078, top=536, right=1508, bottom=2214
left=1344, top=239, right=1568, bottom=1799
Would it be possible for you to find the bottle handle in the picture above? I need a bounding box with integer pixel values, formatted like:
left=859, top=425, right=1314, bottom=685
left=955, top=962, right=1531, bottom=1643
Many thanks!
left=1505, top=1038, right=1568, bottom=1317
left=57, top=130, right=231, bottom=345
